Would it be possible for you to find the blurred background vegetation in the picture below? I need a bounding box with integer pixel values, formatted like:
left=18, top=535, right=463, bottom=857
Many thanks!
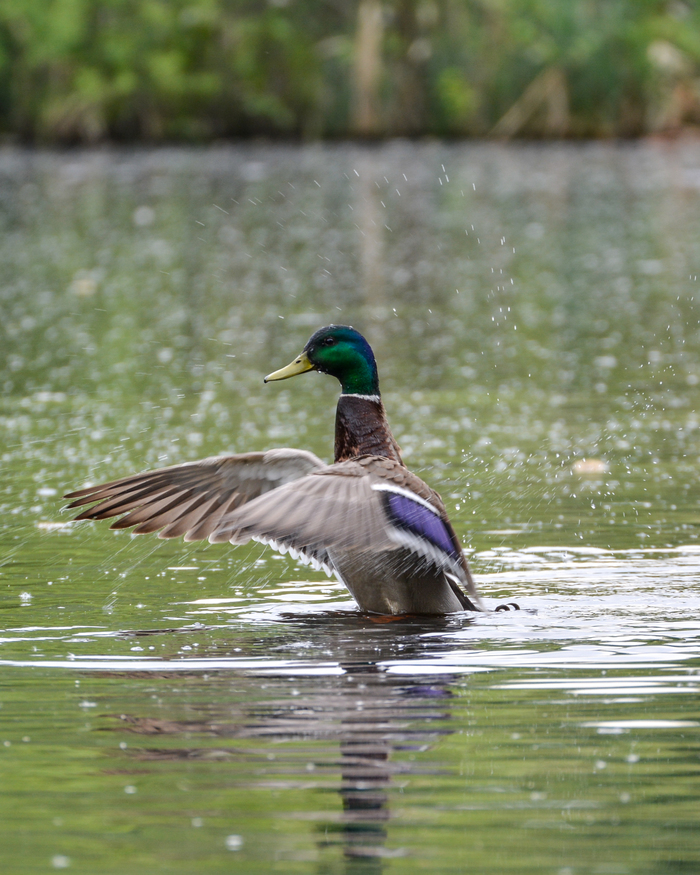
left=0, top=0, right=699, bottom=143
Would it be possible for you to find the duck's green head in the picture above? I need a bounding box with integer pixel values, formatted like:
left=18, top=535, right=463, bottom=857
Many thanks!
left=264, top=325, right=380, bottom=396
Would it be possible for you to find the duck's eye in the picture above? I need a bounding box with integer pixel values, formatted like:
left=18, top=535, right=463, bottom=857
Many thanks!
left=321, top=337, right=336, bottom=347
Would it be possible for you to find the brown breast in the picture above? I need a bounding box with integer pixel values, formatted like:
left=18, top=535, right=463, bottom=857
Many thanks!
left=334, top=395, right=404, bottom=464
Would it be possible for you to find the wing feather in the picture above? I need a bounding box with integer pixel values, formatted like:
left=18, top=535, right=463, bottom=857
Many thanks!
left=156, top=493, right=233, bottom=540
left=109, top=489, right=198, bottom=530
left=179, top=492, right=245, bottom=542
left=212, top=464, right=400, bottom=555
left=132, top=492, right=224, bottom=536
left=69, top=482, right=180, bottom=518
left=64, top=449, right=326, bottom=541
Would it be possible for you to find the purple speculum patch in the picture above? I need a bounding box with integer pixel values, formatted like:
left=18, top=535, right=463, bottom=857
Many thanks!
left=383, top=492, right=458, bottom=560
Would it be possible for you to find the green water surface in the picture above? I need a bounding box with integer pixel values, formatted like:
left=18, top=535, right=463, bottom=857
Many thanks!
left=1, top=143, right=700, bottom=874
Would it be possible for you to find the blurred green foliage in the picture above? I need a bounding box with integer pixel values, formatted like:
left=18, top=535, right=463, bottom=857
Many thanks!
left=0, top=0, right=698, bottom=142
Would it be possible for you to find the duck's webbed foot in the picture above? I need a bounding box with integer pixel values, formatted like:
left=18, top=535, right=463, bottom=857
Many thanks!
left=494, top=602, right=520, bottom=612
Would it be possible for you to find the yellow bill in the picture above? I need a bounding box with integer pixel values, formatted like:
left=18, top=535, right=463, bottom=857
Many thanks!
left=264, top=350, right=315, bottom=383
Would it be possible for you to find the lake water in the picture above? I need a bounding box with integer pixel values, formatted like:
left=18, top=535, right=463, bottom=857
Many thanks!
left=1, top=142, right=700, bottom=873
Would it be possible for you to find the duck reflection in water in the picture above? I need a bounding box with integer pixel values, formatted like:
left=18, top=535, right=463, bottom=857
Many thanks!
left=111, top=613, right=468, bottom=871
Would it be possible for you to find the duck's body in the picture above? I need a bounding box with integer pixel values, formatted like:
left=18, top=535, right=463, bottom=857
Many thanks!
left=65, top=325, right=485, bottom=615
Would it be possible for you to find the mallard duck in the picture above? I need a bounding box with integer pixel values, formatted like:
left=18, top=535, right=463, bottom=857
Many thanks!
left=64, top=325, right=487, bottom=615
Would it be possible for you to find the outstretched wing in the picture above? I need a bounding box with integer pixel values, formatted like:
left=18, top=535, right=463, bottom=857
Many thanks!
left=209, top=458, right=467, bottom=577
left=210, top=463, right=393, bottom=551
left=66, top=452, right=483, bottom=610
left=207, top=456, right=483, bottom=610
left=64, top=448, right=326, bottom=541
